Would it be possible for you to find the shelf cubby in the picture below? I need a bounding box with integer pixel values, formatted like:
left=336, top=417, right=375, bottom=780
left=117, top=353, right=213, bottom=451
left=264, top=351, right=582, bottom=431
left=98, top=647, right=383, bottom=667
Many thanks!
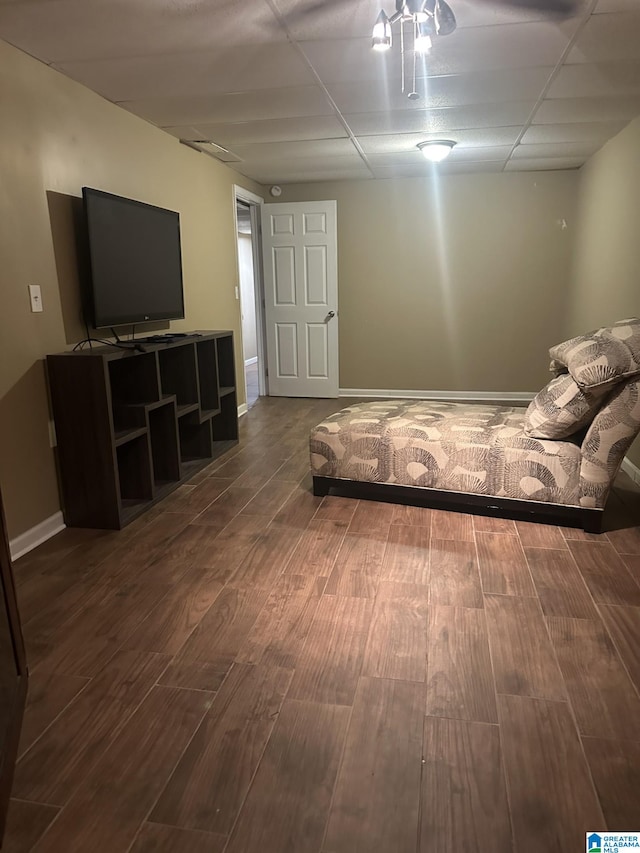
left=47, top=331, right=238, bottom=529
left=116, top=435, right=153, bottom=504
left=196, top=339, right=220, bottom=418
left=158, top=344, right=198, bottom=406
left=212, top=388, right=239, bottom=444
left=216, top=335, right=235, bottom=387
left=179, top=415, right=213, bottom=466
left=109, top=352, right=159, bottom=404
left=148, top=401, right=180, bottom=487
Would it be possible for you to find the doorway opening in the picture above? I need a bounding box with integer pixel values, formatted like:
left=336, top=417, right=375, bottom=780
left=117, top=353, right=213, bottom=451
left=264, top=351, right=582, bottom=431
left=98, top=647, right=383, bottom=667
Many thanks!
left=233, top=187, right=266, bottom=409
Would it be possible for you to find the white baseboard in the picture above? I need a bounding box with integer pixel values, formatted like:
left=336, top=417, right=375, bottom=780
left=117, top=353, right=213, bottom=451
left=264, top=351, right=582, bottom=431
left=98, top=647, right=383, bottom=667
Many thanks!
left=339, top=388, right=536, bottom=404
left=621, top=457, right=640, bottom=486
left=9, top=511, right=66, bottom=562
left=237, top=403, right=248, bottom=417
left=244, top=356, right=258, bottom=367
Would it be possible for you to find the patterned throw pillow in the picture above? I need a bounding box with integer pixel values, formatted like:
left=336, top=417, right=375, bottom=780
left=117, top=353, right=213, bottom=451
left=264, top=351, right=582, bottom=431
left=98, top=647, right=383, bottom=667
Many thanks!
left=549, top=318, right=640, bottom=390
left=524, top=374, right=608, bottom=440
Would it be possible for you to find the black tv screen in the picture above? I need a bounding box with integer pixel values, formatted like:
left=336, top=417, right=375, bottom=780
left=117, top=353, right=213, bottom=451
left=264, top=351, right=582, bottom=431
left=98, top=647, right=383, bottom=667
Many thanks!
left=82, top=187, right=185, bottom=328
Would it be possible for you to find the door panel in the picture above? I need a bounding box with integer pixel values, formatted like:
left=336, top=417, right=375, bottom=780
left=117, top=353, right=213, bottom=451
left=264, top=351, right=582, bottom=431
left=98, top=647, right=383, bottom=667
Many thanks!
left=273, top=247, right=296, bottom=305
left=261, top=200, right=338, bottom=398
left=276, top=324, right=298, bottom=378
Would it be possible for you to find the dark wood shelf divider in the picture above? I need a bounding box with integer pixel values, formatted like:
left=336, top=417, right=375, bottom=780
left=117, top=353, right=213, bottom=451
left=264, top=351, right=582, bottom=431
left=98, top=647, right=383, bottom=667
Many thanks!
left=47, top=331, right=238, bottom=529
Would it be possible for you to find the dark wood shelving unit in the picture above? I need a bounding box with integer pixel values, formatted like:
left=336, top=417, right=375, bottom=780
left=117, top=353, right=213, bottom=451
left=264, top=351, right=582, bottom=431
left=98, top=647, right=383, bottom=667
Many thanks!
left=47, top=331, right=238, bottom=529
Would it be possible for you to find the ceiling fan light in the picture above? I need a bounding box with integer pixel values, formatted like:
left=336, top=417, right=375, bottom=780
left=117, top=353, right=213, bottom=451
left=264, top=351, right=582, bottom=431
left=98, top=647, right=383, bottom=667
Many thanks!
left=417, top=140, right=456, bottom=162
left=372, top=10, right=392, bottom=51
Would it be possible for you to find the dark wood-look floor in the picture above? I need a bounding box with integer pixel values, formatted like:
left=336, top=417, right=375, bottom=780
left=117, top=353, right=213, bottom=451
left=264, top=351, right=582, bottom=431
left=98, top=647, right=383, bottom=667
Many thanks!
left=4, top=396, right=640, bottom=852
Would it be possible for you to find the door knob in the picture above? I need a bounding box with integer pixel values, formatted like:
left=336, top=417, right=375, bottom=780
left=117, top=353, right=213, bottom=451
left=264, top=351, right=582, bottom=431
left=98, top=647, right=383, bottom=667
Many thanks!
left=327, top=310, right=335, bottom=319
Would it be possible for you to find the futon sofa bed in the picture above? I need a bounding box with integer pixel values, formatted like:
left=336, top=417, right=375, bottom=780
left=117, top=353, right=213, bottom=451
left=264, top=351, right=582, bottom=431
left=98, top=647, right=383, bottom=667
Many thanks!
left=310, top=319, right=640, bottom=532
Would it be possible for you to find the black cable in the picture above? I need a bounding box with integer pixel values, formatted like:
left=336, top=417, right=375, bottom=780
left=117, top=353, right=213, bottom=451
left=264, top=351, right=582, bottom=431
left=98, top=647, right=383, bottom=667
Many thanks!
left=72, top=337, right=146, bottom=353
left=110, top=327, right=122, bottom=343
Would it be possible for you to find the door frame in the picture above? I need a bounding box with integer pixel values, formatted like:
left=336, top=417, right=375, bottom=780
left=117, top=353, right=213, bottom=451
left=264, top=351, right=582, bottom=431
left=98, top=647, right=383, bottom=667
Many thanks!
left=233, top=185, right=268, bottom=399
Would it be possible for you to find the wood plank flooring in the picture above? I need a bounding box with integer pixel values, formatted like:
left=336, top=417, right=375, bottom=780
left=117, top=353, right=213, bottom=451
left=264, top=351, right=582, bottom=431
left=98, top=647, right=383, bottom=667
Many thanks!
left=5, top=395, right=640, bottom=852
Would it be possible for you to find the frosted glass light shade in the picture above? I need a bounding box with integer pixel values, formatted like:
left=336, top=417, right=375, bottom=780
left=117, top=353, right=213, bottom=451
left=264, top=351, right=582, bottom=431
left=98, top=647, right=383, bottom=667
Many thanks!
left=417, top=140, right=456, bottom=162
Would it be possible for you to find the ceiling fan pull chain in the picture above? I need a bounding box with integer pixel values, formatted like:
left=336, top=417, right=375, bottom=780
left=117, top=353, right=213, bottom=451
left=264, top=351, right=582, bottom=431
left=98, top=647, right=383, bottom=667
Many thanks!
left=400, top=20, right=405, bottom=93
left=412, top=21, right=418, bottom=98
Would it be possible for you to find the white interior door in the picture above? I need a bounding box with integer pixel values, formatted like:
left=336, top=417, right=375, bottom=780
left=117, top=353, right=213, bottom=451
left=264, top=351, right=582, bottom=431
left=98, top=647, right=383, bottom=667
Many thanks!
left=261, top=200, right=338, bottom=398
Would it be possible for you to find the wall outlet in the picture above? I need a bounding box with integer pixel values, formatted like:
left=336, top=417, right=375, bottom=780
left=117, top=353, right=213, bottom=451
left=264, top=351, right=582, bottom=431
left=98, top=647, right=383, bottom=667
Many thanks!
left=48, top=420, right=57, bottom=448
left=235, top=286, right=239, bottom=300
left=29, top=284, right=43, bottom=313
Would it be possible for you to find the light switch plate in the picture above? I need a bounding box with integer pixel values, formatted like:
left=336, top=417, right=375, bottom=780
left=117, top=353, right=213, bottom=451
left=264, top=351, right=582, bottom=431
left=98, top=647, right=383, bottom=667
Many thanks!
left=29, top=284, right=43, bottom=313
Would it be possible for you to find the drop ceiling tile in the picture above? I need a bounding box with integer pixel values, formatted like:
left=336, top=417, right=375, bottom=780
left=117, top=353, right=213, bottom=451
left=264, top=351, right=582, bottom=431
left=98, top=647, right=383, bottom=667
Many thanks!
left=300, top=37, right=402, bottom=84
left=0, top=0, right=285, bottom=63
left=182, top=116, right=349, bottom=146
left=302, top=22, right=569, bottom=84
left=237, top=153, right=367, bottom=171
left=277, top=0, right=555, bottom=41
left=438, top=160, right=508, bottom=173
left=327, top=67, right=554, bottom=113
left=512, top=140, right=601, bottom=159
left=595, top=0, right=639, bottom=10
left=504, top=157, right=584, bottom=170
left=273, top=0, right=384, bottom=41
left=411, top=21, right=572, bottom=76
left=547, top=61, right=640, bottom=98
left=358, top=126, right=521, bottom=154
left=534, top=94, right=640, bottom=123
left=54, top=43, right=318, bottom=102
left=444, top=144, right=515, bottom=162
left=237, top=158, right=372, bottom=184
left=451, top=0, right=574, bottom=28
left=161, top=124, right=205, bottom=141
left=371, top=161, right=507, bottom=180
left=230, top=137, right=357, bottom=161
left=119, top=85, right=334, bottom=126
left=366, top=144, right=513, bottom=167
left=521, top=120, right=627, bottom=143
left=567, top=11, right=640, bottom=63
left=344, top=101, right=535, bottom=135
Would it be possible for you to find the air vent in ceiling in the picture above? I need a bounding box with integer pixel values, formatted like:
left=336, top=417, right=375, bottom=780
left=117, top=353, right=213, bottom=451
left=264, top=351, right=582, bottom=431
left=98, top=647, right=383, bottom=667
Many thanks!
left=179, top=139, right=242, bottom=163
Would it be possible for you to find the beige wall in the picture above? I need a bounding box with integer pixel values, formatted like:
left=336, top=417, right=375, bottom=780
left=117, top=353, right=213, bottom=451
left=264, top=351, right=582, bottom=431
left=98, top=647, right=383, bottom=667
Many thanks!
left=277, top=172, right=579, bottom=393
left=0, top=39, right=262, bottom=539
left=567, top=116, right=640, bottom=468
left=4, top=30, right=637, bottom=539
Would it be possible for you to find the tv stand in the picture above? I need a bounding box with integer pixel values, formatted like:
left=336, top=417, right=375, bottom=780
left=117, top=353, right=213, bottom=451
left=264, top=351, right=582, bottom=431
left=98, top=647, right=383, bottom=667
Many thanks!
left=47, top=331, right=238, bottom=529
left=137, top=332, right=195, bottom=343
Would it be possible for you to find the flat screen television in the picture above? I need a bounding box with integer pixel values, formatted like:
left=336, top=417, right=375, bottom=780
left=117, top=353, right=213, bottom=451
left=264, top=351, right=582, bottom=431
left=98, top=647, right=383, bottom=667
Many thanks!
left=82, top=187, right=185, bottom=329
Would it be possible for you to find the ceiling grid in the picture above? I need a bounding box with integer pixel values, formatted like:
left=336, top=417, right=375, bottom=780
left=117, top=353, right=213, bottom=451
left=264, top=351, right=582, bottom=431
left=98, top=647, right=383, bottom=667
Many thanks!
left=1, top=0, right=638, bottom=183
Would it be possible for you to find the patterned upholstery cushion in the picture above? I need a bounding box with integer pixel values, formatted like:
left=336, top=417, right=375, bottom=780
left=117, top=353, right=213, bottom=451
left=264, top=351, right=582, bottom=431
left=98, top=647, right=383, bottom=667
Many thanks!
left=549, top=318, right=640, bottom=390
left=579, top=379, right=640, bottom=507
left=310, top=400, right=582, bottom=507
left=524, top=374, right=607, bottom=440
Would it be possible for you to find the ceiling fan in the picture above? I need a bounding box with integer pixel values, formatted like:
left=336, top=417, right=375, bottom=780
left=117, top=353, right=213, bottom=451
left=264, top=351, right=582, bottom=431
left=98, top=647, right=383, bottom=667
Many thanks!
left=371, top=0, right=581, bottom=98
left=372, top=0, right=580, bottom=43
left=275, top=0, right=582, bottom=101
left=281, top=0, right=581, bottom=28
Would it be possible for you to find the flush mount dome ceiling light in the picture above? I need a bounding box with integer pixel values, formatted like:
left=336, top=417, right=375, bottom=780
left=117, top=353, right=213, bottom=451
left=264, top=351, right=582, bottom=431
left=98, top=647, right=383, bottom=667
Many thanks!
left=372, top=0, right=456, bottom=99
left=417, top=140, right=456, bottom=162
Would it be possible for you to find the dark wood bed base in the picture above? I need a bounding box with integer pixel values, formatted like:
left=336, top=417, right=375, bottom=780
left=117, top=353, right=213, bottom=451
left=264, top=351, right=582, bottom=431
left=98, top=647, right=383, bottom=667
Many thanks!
left=312, top=475, right=604, bottom=533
